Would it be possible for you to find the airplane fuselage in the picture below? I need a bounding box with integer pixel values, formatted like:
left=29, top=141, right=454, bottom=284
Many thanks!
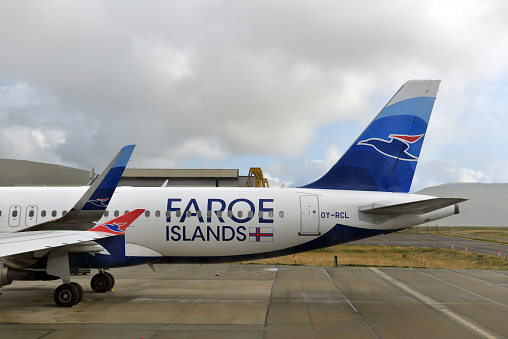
left=0, top=186, right=456, bottom=266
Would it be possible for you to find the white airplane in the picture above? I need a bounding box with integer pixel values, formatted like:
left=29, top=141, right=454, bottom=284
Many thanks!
left=0, top=80, right=466, bottom=307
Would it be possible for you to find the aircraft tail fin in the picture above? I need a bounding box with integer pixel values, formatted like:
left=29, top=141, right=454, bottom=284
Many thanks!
left=302, top=80, right=440, bottom=193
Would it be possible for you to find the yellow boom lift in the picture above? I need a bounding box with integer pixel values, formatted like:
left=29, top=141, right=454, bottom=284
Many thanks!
left=246, top=167, right=269, bottom=187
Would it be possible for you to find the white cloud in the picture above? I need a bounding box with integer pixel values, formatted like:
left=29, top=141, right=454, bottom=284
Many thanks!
left=1, top=1, right=508, bottom=187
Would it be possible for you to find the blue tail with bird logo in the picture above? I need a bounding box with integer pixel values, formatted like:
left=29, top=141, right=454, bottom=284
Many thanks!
left=302, top=80, right=440, bottom=193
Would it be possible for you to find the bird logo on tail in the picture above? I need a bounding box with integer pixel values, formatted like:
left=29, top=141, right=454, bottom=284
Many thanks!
left=358, top=134, right=424, bottom=161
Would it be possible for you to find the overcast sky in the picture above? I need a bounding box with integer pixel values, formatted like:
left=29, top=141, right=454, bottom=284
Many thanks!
left=1, top=1, right=508, bottom=191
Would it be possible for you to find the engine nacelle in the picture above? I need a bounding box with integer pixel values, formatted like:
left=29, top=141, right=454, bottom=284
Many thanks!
left=0, top=261, right=59, bottom=286
left=0, top=261, right=11, bottom=286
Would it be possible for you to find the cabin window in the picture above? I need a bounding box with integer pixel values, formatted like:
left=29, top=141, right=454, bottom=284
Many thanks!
left=207, top=210, right=212, bottom=218
left=114, top=210, right=119, bottom=217
left=227, top=210, right=233, bottom=218
left=269, top=211, right=274, bottom=218
left=237, top=211, right=243, bottom=218
left=12, top=210, right=18, bottom=218
left=125, top=210, right=129, bottom=215
left=166, top=210, right=171, bottom=217
left=41, top=210, right=46, bottom=217
left=186, top=210, right=191, bottom=217
left=197, top=210, right=202, bottom=218
left=155, top=210, right=160, bottom=217
left=217, top=210, right=222, bottom=218
left=62, top=210, right=67, bottom=216
left=279, top=211, right=284, bottom=218
left=248, top=211, right=253, bottom=218
left=28, top=210, right=34, bottom=217
left=145, top=210, right=150, bottom=217
left=104, top=210, right=109, bottom=217
left=176, top=210, right=181, bottom=218
left=0, top=211, right=2, bottom=217
left=258, top=211, right=263, bottom=218
left=52, top=210, right=57, bottom=217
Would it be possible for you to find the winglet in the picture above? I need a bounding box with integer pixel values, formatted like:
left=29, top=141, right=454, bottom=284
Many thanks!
left=88, top=209, right=145, bottom=234
left=59, top=144, right=135, bottom=223
left=81, top=144, right=135, bottom=211
left=20, top=145, right=135, bottom=232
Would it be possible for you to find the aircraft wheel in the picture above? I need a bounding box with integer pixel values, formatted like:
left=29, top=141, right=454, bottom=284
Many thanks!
left=104, top=272, right=115, bottom=290
left=91, top=272, right=113, bottom=293
left=54, top=283, right=80, bottom=307
left=71, top=282, right=84, bottom=304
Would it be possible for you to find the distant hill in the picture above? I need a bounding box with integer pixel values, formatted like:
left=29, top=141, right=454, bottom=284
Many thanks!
left=416, top=183, right=508, bottom=227
left=0, top=159, right=89, bottom=186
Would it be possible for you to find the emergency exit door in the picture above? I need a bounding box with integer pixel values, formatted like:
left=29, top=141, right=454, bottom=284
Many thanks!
left=299, top=195, right=320, bottom=235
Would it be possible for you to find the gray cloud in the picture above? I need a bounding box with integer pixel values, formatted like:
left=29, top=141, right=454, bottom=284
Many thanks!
left=2, top=1, right=508, bottom=187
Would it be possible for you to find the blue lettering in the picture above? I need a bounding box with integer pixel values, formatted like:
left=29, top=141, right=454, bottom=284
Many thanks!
left=167, top=225, right=252, bottom=242
left=333, top=212, right=349, bottom=219
left=222, top=226, right=235, bottom=241
left=236, top=226, right=246, bottom=241
left=192, top=226, right=205, bottom=241
left=207, top=226, right=220, bottom=241
left=182, top=226, right=192, bottom=241
left=228, top=199, right=255, bottom=223
left=171, top=225, right=181, bottom=241
left=167, top=199, right=181, bottom=222
left=259, top=199, right=273, bottom=224
left=207, top=199, right=226, bottom=223
left=180, top=199, right=204, bottom=223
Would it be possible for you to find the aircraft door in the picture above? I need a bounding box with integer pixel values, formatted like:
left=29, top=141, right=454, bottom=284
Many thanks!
left=9, top=205, right=21, bottom=227
left=299, top=195, right=320, bottom=235
left=25, top=205, right=38, bottom=227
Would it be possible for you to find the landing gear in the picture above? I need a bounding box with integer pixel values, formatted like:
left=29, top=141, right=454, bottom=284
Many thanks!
left=90, top=270, right=114, bottom=293
left=71, top=282, right=84, bottom=304
left=54, top=283, right=82, bottom=307
left=47, top=251, right=84, bottom=307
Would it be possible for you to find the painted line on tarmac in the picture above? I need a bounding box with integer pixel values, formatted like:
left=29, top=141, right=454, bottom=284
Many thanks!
left=324, top=268, right=379, bottom=339
left=418, top=270, right=508, bottom=309
left=370, top=268, right=501, bottom=339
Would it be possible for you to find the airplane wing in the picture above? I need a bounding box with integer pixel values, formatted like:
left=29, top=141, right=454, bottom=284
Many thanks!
left=358, top=197, right=467, bottom=215
left=20, top=145, right=135, bottom=232
left=0, top=209, right=144, bottom=257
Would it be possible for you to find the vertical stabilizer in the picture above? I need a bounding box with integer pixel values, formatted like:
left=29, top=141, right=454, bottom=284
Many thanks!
left=302, top=80, right=440, bottom=192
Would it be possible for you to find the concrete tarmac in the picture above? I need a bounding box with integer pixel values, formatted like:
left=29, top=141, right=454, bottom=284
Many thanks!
left=1, top=262, right=508, bottom=338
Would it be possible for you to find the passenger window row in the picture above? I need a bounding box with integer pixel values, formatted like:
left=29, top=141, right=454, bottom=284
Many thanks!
left=1, top=209, right=285, bottom=220
left=4, top=210, right=68, bottom=218
left=103, top=210, right=285, bottom=218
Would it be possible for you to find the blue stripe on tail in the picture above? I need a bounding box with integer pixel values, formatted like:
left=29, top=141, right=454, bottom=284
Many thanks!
left=302, top=80, right=439, bottom=192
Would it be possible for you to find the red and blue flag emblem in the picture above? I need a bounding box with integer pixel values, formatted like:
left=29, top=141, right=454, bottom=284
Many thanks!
left=249, top=227, right=274, bottom=242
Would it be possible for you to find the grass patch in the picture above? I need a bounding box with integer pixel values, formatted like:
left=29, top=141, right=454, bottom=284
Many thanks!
left=401, top=226, right=508, bottom=244
left=239, top=245, right=508, bottom=269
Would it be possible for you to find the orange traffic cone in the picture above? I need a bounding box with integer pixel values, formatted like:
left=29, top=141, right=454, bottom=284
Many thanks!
left=216, top=269, right=220, bottom=276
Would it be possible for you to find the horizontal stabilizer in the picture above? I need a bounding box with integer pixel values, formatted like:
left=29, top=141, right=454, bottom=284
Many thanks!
left=359, top=197, right=467, bottom=215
